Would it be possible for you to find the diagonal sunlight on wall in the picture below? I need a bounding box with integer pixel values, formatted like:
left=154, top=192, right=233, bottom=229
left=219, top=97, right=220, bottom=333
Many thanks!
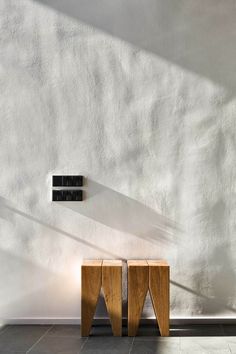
left=1, top=0, right=236, bottom=321
left=35, top=0, right=236, bottom=93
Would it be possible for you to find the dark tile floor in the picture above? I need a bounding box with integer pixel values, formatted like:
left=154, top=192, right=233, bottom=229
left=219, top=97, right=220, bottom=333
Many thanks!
left=0, top=324, right=235, bottom=353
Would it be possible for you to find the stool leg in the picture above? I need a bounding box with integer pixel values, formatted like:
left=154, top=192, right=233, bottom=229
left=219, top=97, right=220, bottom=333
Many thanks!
left=128, top=264, right=149, bottom=336
left=149, top=264, right=170, bottom=336
left=81, top=263, right=102, bottom=336
left=102, top=264, right=122, bottom=336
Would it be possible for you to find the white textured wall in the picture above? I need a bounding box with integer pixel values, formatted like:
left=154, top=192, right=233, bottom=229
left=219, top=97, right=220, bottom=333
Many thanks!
left=1, top=0, right=236, bottom=323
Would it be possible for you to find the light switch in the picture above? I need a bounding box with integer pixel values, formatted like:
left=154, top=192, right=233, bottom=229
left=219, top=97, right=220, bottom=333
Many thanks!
left=53, top=176, right=63, bottom=187
left=52, top=190, right=63, bottom=201
left=52, top=175, right=83, bottom=187
left=52, top=190, right=83, bottom=201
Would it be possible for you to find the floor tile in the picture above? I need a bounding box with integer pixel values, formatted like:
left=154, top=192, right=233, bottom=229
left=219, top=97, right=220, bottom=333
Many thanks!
left=89, top=325, right=116, bottom=337
left=225, top=336, right=236, bottom=354
left=0, top=326, right=8, bottom=335
left=180, top=337, right=229, bottom=353
left=29, top=352, right=79, bottom=354
left=180, top=350, right=230, bottom=354
left=28, top=348, right=81, bottom=354
left=0, top=325, right=50, bottom=352
left=222, top=325, right=236, bottom=336
left=88, top=325, right=129, bottom=337
left=134, top=325, right=160, bottom=338
left=171, top=325, right=224, bottom=337
left=134, top=324, right=223, bottom=337
left=29, top=335, right=86, bottom=353
left=135, top=334, right=179, bottom=343
left=225, top=335, right=236, bottom=343
left=130, top=339, right=180, bottom=354
left=0, top=352, right=26, bottom=354
left=47, top=325, right=81, bottom=337
left=180, top=349, right=232, bottom=354
left=81, top=337, right=133, bottom=354
left=0, top=324, right=234, bottom=354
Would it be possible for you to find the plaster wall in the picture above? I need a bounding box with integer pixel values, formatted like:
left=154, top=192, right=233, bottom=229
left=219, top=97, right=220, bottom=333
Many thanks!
left=1, top=0, right=236, bottom=322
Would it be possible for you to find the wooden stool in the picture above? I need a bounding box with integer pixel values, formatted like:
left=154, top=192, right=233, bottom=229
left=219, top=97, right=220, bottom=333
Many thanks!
left=81, top=260, right=122, bottom=336
left=128, top=260, right=169, bottom=337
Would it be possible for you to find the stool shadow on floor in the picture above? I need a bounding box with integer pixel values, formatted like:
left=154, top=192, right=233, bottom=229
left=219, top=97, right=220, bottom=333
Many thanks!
left=82, top=324, right=233, bottom=337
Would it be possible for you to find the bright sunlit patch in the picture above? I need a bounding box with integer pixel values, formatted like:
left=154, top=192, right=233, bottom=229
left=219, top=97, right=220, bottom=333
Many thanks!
left=73, top=263, right=81, bottom=285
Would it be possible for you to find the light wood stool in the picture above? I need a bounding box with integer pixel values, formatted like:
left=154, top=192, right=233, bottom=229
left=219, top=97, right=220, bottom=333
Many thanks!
left=81, top=260, right=122, bottom=336
left=128, top=260, right=169, bottom=337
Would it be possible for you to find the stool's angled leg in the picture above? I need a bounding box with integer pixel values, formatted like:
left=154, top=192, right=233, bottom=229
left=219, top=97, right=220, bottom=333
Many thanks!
left=128, top=262, right=149, bottom=336
left=148, top=262, right=170, bottom=336
left=81, top=261, right=102, bottom=336
left=102, top=261, right=122, bottom=336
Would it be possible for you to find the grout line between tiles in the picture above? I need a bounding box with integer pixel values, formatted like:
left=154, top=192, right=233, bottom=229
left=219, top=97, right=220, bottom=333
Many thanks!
left=26, top=325, right=53, bottom=353
left=128, top=337, right=135, bottom=354
left=0, top=326, right=9, bottom=337
left=228, top=342, right=232, bottom=354
left=80, top=336, right=88, bottom=353
left=48, top=334, right=82, bottom=338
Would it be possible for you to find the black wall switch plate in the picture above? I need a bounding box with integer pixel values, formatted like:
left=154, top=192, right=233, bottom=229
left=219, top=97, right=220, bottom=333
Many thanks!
left=52, top=190, right=83, bottom=201
left=52, top=175, right=83, bottom=187
left=52, top=190, right=63, bottom=201
left=74, top=176, right=83, bottom=187
left=53, top=176, right=63, bottom=187
left=73, top=190, right=83, bottom=201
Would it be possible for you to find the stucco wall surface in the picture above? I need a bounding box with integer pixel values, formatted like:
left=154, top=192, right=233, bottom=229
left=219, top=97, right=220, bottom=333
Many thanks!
left=1, top=0, right=236, bottom=322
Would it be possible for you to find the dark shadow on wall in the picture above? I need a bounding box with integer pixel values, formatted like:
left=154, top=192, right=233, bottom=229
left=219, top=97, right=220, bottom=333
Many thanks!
left=171, top=280, right=236, bottom=314
left=59, top=179, right=180, bottom=246
left=0, top=196, right=121, bottom=259
left=34, top=0, right=236, bottom=93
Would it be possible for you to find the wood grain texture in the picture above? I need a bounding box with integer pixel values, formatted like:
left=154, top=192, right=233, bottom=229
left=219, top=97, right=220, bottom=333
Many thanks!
left=102, top=260, right=122, bottom=336
left=81, top=260, right=102, bottom=336
left=127, top=260, right=149, bottom=336
left=147, top=260, right=170, bottom=336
